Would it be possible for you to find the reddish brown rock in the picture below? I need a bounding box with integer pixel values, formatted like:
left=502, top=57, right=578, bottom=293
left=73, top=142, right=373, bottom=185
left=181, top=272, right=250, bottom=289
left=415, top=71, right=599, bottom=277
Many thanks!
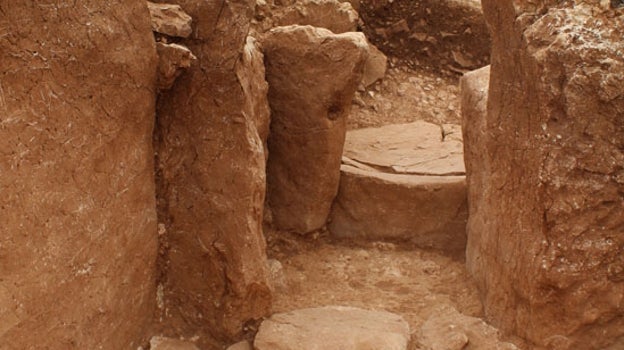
left=148, top=2, right=193, bottom=38
left=154, top=0, right=272, bottom=344
left=0, top=1, right=158, bottom=348
left=329, top=121, right=467, bottom=255
left=460, top=65, right=490, bottom=261
left=263, top=25, right=368, bottom=233
left=264, top=0, right=359, bottom=34
left=360, top=41, right=388, bottom=89
left=254, top=306, right=410, bottom=350
left=156, top=42, right=196, bottom=91
left=465, top=2, right=624, bottom=348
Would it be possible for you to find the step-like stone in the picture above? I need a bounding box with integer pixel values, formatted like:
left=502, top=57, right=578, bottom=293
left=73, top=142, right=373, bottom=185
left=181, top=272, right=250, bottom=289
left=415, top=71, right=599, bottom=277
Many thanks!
left=329, top=121, right=468, bottom=255
left=254, top=306, right=410, bottom=350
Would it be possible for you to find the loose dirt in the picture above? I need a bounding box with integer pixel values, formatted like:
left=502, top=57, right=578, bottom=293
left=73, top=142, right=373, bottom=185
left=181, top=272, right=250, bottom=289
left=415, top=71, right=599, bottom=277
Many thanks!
left=349, top=63, right=461, bottom=130
left=266, top=229, right=486, bottom=349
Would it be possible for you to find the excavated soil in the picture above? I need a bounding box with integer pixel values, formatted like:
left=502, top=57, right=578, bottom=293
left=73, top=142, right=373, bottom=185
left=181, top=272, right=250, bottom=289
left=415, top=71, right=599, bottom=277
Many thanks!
left=349, top=63, right=461, bottom=129
left=266, top=229, right=485, bottom=349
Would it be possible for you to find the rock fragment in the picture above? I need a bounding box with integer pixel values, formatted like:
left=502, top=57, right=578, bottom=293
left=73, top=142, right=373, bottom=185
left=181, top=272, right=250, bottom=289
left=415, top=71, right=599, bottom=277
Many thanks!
left=156, top=42, right=196, bottom=91
left=465, top=2, right=624, bottom=348
left=147, top=2, right=193, bottom=38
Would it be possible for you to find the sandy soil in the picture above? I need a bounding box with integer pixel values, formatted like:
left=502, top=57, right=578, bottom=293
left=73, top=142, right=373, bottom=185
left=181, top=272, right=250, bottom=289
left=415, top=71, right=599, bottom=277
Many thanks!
left=349, top=62, right=462, bottom=130
left=266, top=229, right=484, bottom=349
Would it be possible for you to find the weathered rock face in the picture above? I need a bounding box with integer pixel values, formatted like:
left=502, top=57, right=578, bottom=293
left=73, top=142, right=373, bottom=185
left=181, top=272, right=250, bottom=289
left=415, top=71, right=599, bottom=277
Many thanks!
left=154, top=0, right=272, bottom=344
left=257, top=0, right=359, bottom=34
left=274, top=0, right=358, bottom=33
left=263, top=25, right=368, bottom=234
left=329, top=122, right=468, bottom=255
left=254, top=306, right=410, bottom=350
left=418, top=305, right=518, bottom=350
left=156, top=42, right=196, bottom=91
left=465, top=2, right=624, bottom=348
left=0, top=1, right=158, bottom=349
left=148, top=2, right=193, bottom=38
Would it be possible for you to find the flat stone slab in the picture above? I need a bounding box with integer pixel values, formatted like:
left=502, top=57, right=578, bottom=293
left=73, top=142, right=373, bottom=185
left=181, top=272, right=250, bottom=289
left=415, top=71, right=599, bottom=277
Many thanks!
left=254, top=306, right=410, bottom=350
left=329, top=121, right=467, bottom=255
left=343, top=121, right=465, bottom=176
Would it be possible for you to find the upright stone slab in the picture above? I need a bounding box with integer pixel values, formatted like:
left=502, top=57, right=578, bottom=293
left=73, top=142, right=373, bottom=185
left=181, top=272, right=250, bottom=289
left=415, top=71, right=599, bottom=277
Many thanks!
left=465, top=2, right=624, bottom=348
left=154, top=0, right=272, bottom=343
left=0, top=1, right=158, bottom=348
left=263, top=25, right=368, bottom=233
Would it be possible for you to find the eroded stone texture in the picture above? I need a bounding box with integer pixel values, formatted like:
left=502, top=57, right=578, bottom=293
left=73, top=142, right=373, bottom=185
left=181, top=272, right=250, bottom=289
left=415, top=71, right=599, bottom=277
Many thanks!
left=330, top=121, right=468, bottom=255
left=254, top=306, right=410, bottom=350
left=154, top=0, right=272, bottom=344
left=259, top=0, right=359, bottom=34
left=263, top=25, right=368, bottom=233
left=148, top=2, right=193, bottom=38
left=0, top=1, right=158, bottom=348
left=156, top=42, right=196, bottom=91
left=466, top=2, right=624, bottom=348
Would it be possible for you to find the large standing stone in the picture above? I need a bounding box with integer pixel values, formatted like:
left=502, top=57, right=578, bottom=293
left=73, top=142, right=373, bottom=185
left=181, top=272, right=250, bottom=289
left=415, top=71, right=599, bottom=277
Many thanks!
left=254, top=306, right=410, bottom=350
left=154, top=0, right=272, bottom=344
left=0, top=1, right=158, bottom=348
left=263, top=25, right=368, bottom=233
left=465, top=2, right=624, bottom=348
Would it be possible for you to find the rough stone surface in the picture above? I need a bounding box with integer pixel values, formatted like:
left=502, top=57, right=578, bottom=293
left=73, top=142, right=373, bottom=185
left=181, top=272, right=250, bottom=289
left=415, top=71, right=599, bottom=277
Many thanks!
left=260, top=0, right=359, bottom=34
left=226, top=340, right=253, bottom=350
left=329, top=122, right=467, bottom=255
left=460, top=65, right=489, bottom=231
left=236, top=36, right=271, bottom=151
left=418, top=305, right=518, bottom=350
left=154, top=0, right=272, bottom=344
left=466, top=2, right=624, bottom=349
left=148, top=2, right=193, bottom=38
left=264, top=25, right=368, bottom=233
left=156, top=42, right=196, bottom=91
left=0, top=1, right=158, bottom=348
left=329, top=165, right=467, bottom=255
left=361, top=41, right=388, bottom=88
left=150, top=336, right=200, bottom=350
left=254, top=306, right=410, bottom=350
left=343, top=121, right=465, bottom=175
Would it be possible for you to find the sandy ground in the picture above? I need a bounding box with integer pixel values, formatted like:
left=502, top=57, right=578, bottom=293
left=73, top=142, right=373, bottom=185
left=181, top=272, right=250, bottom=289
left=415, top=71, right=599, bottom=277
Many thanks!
left=348, top=63, right=462, bottom=130
left=267, top=231, right=484, bottom=349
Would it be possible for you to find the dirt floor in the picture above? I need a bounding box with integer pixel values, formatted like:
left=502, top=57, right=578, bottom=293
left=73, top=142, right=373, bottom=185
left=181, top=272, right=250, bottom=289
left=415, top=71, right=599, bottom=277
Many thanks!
left=349, top=62, right=462, bottom=130
left=266, top=228, right=485, bottom=349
